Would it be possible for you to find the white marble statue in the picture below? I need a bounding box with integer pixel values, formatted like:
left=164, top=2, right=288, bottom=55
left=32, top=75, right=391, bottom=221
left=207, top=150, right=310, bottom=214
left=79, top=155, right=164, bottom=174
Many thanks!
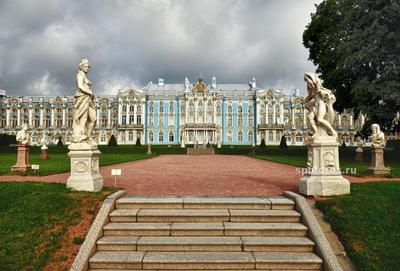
left=371, top=123, right=386, bottom=147
left=304, top=73, right=337, bottom=138
left=356, top=136, right=364, bottom=152
left=40, top=133, right=49, bottom=149
left=71, top=57, right=97, bottom=145
left=16, top=123, right=29, bottom=145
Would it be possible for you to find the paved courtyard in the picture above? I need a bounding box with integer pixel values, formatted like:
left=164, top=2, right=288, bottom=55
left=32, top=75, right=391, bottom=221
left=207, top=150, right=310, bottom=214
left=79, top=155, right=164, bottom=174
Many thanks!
left=0, top=155, right=395, bottom=195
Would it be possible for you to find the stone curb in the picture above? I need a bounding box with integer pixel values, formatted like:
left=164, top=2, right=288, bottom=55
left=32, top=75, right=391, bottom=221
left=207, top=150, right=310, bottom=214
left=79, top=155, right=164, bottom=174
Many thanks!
left=70, top=190, right=127, bottom=271
left=284, top=191, right=343, bottom=271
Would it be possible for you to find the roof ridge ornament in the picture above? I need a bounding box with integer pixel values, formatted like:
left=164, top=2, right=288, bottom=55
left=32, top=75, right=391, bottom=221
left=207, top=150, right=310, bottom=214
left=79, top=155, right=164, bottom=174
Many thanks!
left=192, top=78, right=208, bottom=94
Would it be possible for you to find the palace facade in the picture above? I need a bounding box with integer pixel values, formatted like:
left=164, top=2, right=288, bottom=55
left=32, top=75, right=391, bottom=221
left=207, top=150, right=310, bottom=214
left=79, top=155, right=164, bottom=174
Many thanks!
left=0, top=77, right=364, bottom=146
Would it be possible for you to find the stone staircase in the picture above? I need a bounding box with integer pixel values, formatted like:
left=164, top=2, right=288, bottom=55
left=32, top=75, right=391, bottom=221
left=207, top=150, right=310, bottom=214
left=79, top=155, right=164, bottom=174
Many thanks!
left=88, top=196, right=323, bottom=270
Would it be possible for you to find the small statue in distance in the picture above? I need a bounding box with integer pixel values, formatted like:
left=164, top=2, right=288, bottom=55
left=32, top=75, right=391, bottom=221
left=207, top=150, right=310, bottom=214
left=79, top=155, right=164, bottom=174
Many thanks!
left=16, top=123, right=29, bottom=145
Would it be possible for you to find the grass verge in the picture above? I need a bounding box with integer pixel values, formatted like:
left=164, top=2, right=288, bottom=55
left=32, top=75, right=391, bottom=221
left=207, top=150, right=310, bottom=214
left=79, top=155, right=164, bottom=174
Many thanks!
left=0, top=182, right=116, bottom=271
left=316, top=182, right=400, bottom=271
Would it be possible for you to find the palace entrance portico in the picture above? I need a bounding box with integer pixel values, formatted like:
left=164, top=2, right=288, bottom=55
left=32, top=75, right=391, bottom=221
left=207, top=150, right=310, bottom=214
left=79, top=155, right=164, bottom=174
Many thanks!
left=183, top=124, right=219, bottom=144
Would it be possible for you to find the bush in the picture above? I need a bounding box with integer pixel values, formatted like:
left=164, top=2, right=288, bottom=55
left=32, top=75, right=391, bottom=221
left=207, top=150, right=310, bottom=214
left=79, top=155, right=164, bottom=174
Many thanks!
left=108, top=135, right=117, bottom=147
left=259, top=138, right=266, bottom=148
left=0, top=134, right=17, bottom=146
left=135, top=137, right=141, bottom=146
left=279, top=135, right=288, bottom=148
left=57, top=138, right=63, bottom=146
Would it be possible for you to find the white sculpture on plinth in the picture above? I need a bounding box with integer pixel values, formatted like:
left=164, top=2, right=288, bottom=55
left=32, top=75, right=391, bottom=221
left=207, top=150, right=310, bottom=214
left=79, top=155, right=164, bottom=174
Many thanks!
left=40, top=133, right=49, bottom=150
left=72, top=57, right=97, bottom=146
left=67, top=58, right=103, bottom=192
left=299, top=73, right=350, bottom=196
left=371, top=123, right=386, bottom=147
left=16, top=123, right=29, bottom=145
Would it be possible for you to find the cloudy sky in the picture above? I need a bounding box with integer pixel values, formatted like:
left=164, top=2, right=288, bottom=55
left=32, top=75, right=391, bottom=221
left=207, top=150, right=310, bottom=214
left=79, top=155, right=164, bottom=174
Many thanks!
left=0, top=0, right=321, bottom=97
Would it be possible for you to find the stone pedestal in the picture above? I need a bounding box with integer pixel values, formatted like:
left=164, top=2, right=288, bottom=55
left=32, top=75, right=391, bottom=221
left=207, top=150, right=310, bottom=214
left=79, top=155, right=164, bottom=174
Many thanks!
left=181, top=141, right=185, bottom=148
left=40, top=146, right=49, bottom=160
left=299, top=137, right=350, bottom=196
left=11, top=144, right=32, bottom=172
left=217, top=141, right=221, bottom=149
left=66, top=143, right=103, bottom=192
left=367, top=146, right=390, bottom=177
left=147, top=145, right=152, bottom=155
left=354, top=150, right=364, bottom=162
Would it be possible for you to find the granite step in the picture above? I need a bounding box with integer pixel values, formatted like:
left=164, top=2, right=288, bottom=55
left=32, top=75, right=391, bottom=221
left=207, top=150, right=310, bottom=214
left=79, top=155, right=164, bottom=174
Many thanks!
left=89, top=251, right=145, bottom=269
left=137, top=236, right=243, bottom=251
left=103, top=222, right=171, bottom=236
left=242, top=236, right=315, bottom=252
left=96, top=236, right=139, bottom=251
left=224, top=222, right=308, bottom=236
left=109, top=208, right=301, bottom=223
left=253, top=252, right=322, bottom=270
left=136, top=209, right=230, bottom=222
left=229, top=209, right=301, bottom=222
left=142, top=251, right=255, bottom=270
left=115, top=196, right=295, bottom=210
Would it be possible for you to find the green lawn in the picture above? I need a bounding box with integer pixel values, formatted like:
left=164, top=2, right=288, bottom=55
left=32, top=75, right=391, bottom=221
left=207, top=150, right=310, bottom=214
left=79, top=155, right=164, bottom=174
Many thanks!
left=0, top=182, right=115, bottom=271
left=316, top=182, right=400, bottom=271
left=0, top=145, right=187, bottom=176
left=253, top=145, right=400, bottom=177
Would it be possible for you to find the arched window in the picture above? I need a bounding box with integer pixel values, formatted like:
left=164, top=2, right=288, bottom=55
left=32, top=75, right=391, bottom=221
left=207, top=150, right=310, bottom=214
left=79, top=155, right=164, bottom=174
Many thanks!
left=248, top=105, right=253, bottom=115
left=295, top=115, right=302, bottom=128
left=129, top=131, right=133, bottom=141
left=228, top=116, right=232, bottom=127
left=159, top=101, right=164, bottom=114
left=238, top=131, right=243, bottom=142
left=296, top=134, right=303, bottom=143
left=248, top=130, right=253, bottom=142
left=159, top=131, right=164, bottom=142
left=248, top=115, right=253, bottom=126
left=169, top=101, right=174, bottom=114
left=169, top=131, right=174, bottom=142
left=129, top=105, right=134, bottom=112
left=228, top=105, right=232, bottom=114
left=149, top=131, right=154, bottom=142
left=238, top=115, right=243, bottom=126
left=122, top=105, right=127, bottom=112
left=149, top=101, right=154, bottom=113
left=238, top=105, right=243, bottom=114
left=227, top=131, right=232, bottom=142
left=189, top=131, right=194, bottom=142
left=129, top=115, right=135, bottom=124
left=268, top=131, right=273, bottom=142
left=137, top=105, right=141, bottom=112
left=217, top=103, right=221, bottom=114
left=137, top=115, right=141, bottom=125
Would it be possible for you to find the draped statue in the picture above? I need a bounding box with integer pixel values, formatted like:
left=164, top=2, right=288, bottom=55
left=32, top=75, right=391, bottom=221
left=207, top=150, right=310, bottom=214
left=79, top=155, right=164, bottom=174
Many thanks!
left=304, top=73, right=337, bottom=139
left=72, top=58, right=97, bottom=145
left=371, top=123, right=386, bottom=147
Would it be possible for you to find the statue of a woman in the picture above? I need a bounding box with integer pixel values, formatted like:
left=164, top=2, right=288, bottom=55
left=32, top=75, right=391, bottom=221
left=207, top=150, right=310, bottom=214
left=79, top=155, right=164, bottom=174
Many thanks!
left=72, top=58, right=97, bottom=145
left=371, top=123, right=386, bottom=147
left=304, top=73, right=337, bottom=138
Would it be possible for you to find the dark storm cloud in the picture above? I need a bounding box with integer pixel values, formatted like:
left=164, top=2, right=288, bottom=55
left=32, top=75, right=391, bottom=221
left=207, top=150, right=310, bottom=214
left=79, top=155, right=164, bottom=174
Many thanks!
left=0, top=0, right=320, bottom=96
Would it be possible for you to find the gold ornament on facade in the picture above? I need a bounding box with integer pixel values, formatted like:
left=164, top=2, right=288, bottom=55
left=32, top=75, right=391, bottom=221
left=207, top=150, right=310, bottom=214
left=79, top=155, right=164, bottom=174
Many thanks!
left=193, top=79, right=208, bottom=94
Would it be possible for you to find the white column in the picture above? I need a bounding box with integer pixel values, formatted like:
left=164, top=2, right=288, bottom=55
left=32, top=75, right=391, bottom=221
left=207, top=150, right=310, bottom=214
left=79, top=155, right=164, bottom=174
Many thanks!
left=185, top=99, right=188, bottom=124
left=280, top=103, right=284, bottom=125
left=96, top=108, right=100, bottom=127
left=303, top=108, right=307, bottom=128
left=291, top=107, right=295, bottom=128
left=133, top=104, right=137, bottom=124
left=361, top=114, right=365, bottom=127
left=265, top=104, right=268, bottom=124
left=204, top=99, right=207, bottom=123
left=338, top=114, right=342, bottom=127
left=350, top=114, right=354, bottom=127
left=6, top=108, right=10, bottom=127
left=50, top=108, right=54, bottom=127
left=272, top=104, right=276, bottom=125
left=256, top=101, right=260, bottom=124
left=194, top=98, right=198, bottom=124
left=17, top=108, right=21, bottom=126
left=141, top=102, right=145, bottom=125
left=40, top=108, right=44, bottom=127
left=107, top=108, right=111, bottom=127
left=118, top=103, right=122, bottom=125
left=62, top=108, right=66, bottom=126
left=28, top=108, right=33, bottom=127
left=213, top=100, right=216, bottom=124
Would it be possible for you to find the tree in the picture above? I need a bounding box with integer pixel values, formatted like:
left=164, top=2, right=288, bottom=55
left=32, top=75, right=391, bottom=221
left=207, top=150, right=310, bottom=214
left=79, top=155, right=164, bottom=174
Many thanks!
left=303, top=0, right=400, bottom=132
left=279, top=135, right=288, bottom=148
left=259, top=138, right=266, bottom=148
left=108, top=134, right=117, bottom=147
left=135, top=137, right=141, bottom=146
